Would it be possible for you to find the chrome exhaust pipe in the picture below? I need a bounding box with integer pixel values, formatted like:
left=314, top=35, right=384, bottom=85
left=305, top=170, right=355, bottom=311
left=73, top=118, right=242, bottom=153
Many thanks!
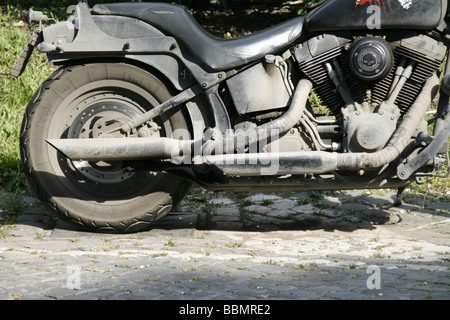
left=46, top=137, right=192, bottom=161
left=46, top=78, right=315, bottom=165
left=47, top=75, right=438, bottom=178
left=203, top=152, right=338, bottom=176
left=47, top=137, right=338, bottom=176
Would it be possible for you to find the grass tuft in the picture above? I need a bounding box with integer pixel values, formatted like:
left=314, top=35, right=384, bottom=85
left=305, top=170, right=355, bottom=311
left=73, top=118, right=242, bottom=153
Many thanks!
left=0, top=7, right=56, bottom=193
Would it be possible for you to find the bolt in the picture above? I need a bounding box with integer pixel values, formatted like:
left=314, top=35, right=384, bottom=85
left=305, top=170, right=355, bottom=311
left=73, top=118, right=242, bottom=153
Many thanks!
left=399, top=169, right=408, bottom=177
left=123, top=42, right=131, bottom=51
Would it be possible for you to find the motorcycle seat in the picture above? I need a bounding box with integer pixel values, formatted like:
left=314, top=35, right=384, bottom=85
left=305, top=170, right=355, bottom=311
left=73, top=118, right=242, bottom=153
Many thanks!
left=92, top=3, right=304, bottom=71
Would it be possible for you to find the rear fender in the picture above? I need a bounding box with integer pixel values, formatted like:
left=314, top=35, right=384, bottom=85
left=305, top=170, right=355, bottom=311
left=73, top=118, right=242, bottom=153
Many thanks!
left=13, top=2, right=231, bottom=134
left=39, top=2, right=196, bottom=90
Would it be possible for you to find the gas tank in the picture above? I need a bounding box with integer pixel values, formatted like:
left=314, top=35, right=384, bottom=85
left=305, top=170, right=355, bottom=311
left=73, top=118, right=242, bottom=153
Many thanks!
left=306, top=0, right=446, bottom=33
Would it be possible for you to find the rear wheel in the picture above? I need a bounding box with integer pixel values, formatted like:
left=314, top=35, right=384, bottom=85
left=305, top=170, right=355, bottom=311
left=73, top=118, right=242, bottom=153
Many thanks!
left=20, top=62, right=192, bottom=233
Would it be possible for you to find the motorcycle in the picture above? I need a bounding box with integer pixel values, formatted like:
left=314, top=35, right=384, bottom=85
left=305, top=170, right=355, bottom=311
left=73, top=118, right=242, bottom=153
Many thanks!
left=10, top=0, right=450, bottom=233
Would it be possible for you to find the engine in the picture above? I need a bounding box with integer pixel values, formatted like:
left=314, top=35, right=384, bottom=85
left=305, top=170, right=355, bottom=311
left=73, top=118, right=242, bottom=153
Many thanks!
left=294, top=32, right=447, bottom=153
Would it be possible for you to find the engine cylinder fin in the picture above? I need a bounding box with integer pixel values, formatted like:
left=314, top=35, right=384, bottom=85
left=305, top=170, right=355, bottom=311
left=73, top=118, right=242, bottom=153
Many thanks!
left=394, top=46, right=443, bottom=84
left=298, top=47, right=343, bottom=85
left=392, top=47, right=443, bottom=114
left=395, top=81, right=423, bottom=113
left=298, top=46, right=347, bottom=115
left=296, top=33, right=445, bottom=118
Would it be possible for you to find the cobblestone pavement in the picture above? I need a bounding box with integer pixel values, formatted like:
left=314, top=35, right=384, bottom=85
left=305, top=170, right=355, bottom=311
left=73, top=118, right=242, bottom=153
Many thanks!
left=0, top=189, right=449, bottom=301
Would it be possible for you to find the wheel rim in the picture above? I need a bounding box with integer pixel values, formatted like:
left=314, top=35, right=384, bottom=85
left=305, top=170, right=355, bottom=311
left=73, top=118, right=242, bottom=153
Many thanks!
left=48, top=80, right=173, bottom=200
left=68, top=95, right=142, bottom=185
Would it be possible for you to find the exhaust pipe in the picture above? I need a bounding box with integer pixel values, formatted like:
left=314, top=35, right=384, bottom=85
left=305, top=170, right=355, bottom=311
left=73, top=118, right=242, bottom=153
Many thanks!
left=203, top=78, right=313, bottom=155
left=47, top=136, right=338, bottom=176
left=47, top=78, right=313, bottom=163
left=203, top=152, right=338, bottom=176
left=46, top=137, right=192, bottom=161
left=47, top=75, right=438, bottom=178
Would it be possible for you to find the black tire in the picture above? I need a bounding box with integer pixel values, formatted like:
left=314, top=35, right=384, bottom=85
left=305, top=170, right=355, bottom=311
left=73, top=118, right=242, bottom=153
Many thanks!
left=20, top=62, right=192, bottom=233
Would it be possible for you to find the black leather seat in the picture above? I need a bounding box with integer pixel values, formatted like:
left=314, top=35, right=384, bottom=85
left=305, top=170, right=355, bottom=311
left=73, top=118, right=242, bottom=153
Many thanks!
left=92, top=3, right=304, bottom=71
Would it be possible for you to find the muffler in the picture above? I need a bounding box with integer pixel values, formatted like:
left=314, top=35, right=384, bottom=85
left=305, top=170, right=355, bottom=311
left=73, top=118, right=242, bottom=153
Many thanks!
left=47, top=75, right=439, bottom=178
left=203, top=152, right=338, bottom=176
left=46, top=137, right=192, bottom=161
left=47, top=136, right=339, bottom=175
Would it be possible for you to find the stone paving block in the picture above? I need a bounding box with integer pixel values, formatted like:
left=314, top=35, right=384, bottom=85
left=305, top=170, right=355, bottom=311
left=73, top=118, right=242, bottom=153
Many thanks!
left=216, top=205, right=240, bottom=216
left=338, top=203, right=368, bottom=212
left=268, top=199, right=298, bottom=210
left=425, top=202, right=450, bottom=211
left=242, top=215, right=290, bottom=228
left=364, top=195, right=393, bottom=207
left=244, top=194, right=283, bottom=203
left=214, top=221, right=244, bottom=230
left=243, top=205, right=273, bottom=215
left=314, top=208, right=345, bottom=218
left=208, top=197, right=236, bottom=205
left=291, top=203, right=316, bottom=214
left=320, top=196, right=342, bottom=207
left=266, top=209, right=295, bottom=219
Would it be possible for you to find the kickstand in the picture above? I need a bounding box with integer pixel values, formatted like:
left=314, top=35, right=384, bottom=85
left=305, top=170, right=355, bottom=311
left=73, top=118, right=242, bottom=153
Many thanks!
left=394, top=186, right=406, bottom=206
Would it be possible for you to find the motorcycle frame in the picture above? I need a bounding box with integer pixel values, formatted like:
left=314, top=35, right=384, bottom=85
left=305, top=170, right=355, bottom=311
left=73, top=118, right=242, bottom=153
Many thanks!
left=12, top=2, right=450, bottom=194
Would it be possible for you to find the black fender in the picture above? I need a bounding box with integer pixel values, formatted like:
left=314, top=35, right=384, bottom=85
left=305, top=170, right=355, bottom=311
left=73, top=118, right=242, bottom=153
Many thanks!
left=40, top=3, right=196, bottom=91
left=31, top=2, right=232, bottom=136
